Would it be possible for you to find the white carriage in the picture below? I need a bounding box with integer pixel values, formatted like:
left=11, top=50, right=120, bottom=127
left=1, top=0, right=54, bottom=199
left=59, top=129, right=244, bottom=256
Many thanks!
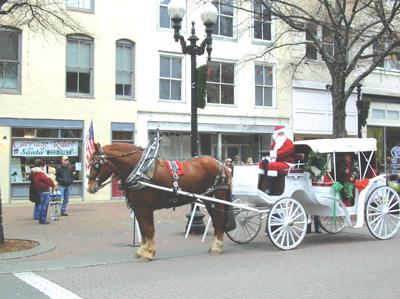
left=227, top=138, right=400, bottom=250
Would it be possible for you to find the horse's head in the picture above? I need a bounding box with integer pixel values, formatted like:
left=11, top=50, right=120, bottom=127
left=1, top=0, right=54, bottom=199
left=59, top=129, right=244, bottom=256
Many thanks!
left=87, top=142, right=116, bottom=194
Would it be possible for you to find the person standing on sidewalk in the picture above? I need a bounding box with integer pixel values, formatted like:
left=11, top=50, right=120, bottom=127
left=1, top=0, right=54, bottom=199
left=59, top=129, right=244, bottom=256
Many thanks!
left=56, top=155, right=74, bottom=216
left=31, top=159, right=55, bottom=224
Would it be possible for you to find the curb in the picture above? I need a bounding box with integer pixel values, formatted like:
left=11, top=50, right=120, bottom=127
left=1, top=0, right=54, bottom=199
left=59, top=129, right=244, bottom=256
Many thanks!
left=0, top=239, right=55, bottom=260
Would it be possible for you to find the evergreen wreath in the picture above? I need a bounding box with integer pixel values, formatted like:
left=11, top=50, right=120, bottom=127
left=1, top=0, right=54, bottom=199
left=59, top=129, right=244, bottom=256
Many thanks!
left=196, top=64, right=208, bottom=109
left=304, top=151, right=328, bottom=181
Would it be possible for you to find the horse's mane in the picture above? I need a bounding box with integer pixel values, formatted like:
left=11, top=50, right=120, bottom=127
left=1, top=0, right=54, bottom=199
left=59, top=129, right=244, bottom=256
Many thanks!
left=103, top=142, right=144, bottom=154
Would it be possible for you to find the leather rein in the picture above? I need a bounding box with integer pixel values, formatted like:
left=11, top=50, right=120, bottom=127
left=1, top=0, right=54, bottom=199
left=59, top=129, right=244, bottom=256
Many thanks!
left=87, top=148, right=140, bottom=192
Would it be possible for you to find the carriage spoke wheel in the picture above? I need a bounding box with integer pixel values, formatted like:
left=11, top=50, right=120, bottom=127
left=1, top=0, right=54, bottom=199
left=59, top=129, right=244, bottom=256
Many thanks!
left=317, top=216, right=346, bottom=234
left=226, top=198, right=262, bottom=244
left=365, top=186, right=400, bottom=240
left=267, top=198, right=307, bottom=250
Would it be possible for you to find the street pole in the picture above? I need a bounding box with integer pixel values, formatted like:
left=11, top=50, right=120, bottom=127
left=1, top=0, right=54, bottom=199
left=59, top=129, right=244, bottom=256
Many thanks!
left=356, top=83, right=362, bottom=138
left=168, top=0, right=217, bottom=234
left=190, top=28, right=199, bottom=157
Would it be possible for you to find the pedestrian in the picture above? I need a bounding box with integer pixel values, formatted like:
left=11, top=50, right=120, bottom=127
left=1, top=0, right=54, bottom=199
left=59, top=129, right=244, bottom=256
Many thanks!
left=246, top=157, right=253, bottom=165
left=307, top=215, right=322, bottom=233
left=30, top=159, right=55, bottom=224
left=56, top=155, right=74, bottom=216
left=224, top=158, right=233, bottom=173
left=232, top=155, right=245, bottom=167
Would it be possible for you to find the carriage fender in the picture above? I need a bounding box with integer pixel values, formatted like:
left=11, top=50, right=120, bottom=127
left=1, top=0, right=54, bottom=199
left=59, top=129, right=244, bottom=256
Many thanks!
left=354, top=174, right=386, bottom=228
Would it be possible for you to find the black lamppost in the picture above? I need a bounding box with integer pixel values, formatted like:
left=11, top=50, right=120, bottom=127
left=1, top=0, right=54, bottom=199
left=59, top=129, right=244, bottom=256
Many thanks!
left=356, top=83, right=363, bottom=138
left=168, top=0, right=217, bottom=234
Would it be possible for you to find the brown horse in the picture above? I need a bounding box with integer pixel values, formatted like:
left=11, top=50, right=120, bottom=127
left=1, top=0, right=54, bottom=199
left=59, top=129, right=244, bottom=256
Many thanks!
left=87, top=142, right=233, bottom=261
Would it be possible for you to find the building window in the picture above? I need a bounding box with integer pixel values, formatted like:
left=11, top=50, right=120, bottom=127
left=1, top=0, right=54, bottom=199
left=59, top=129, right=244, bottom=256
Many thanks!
left=159, top=55, right=182, bottom=101
left=149, top=130, right=190, bottom=160
left=66, top=34, right=93, bottom=96
left=253, top=0, right=271, bottom=41
left=305, top=23, right=334, bottom=61
left=0, top=27, right=21, bottom=93
left=373, top=40, right=400, bottom=71
left=66, top=0, right=94, bottom=11
left=116, top=39, right=135, bottom=99
left=212, top=0, right=234, bottom=37
left=255, top=64, right=273, bottom=107
left=207, top=61, right=234, bottom=105
left=111, top=123, right=134, bottom=144
left=159, top=0, right=172, bottom=29
left=111, top=122, right=134, bottom=197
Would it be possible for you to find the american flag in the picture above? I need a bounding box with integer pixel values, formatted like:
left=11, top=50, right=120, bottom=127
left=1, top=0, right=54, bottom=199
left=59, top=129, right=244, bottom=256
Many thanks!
left=85, top=120, right=95, bottom=171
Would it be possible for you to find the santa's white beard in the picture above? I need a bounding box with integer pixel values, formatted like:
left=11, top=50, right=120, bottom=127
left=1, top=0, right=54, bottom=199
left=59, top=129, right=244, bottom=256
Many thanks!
left=274, top=135, right=287, bottom=150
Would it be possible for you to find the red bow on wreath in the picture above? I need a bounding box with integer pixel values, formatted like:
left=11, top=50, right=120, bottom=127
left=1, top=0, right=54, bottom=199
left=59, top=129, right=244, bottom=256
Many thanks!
left=355, top=179, right=369, bottom=191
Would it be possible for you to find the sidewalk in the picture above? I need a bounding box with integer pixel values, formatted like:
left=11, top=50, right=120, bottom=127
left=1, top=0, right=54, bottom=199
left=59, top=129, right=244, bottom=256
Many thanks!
left=0, top=200, right=215, bottom=273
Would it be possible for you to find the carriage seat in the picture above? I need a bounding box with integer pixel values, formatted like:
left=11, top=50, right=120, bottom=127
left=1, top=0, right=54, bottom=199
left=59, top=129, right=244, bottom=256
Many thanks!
left=277, top=153, right=305, bottom=175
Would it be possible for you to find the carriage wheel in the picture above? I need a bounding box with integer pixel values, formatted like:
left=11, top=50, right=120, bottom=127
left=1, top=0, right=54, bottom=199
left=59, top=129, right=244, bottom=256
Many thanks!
left=267, top=198, right=307, bottom=250
left=317, top=216, right=346, bottom=234
left=365, top=186, right=400, bottom=240
left=225, top=198, right=262, bottom=244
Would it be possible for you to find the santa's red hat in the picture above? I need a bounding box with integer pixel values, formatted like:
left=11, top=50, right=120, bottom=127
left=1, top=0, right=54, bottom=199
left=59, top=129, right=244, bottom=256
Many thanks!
left=274, top=125, right=285, bottom=133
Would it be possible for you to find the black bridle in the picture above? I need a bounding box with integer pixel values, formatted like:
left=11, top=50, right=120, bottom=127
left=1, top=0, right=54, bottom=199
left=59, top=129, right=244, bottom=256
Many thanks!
left=87, top=148, right=139, bottom=192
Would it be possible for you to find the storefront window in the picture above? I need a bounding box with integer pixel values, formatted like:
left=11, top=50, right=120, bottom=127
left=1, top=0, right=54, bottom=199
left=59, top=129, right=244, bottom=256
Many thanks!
left=10, top=127, right=83, bottom=199
left=37, top=128, right=59, bottom=138
left=112, top=131, right=133, bottom=141
left=111, top=123, right=135, bottom=198
left=11, top=128, right=35, bottom=138
left=61, top=129, right=82, bottom=138
left=386, top=127, right=400, bottom=173
left=368, top=125, right=400, bottom=174
left=149, top=130, right=191, bottom=160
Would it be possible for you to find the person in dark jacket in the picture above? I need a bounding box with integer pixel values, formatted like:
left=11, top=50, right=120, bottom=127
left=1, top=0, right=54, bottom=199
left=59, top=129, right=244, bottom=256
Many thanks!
left=31, top=159, right=55, bottom=224
left=56, top=155, right=74, bottom=216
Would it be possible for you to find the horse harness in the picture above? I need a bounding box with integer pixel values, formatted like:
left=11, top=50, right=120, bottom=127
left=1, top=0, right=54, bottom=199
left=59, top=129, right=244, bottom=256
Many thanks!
left=119, top=134, right=161, bottom=191
left=87, top=147, right=136, bottom=192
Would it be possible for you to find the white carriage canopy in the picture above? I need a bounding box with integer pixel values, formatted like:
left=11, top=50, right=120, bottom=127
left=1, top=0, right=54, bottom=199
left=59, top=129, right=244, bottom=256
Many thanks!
left=294, top=138, right=377, bottom=153
left=294, top=138, right=378, bottom=180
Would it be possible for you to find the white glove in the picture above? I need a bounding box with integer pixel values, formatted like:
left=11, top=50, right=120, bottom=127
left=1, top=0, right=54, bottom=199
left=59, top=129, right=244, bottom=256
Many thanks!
left=269, top=150, right=277, bottom=160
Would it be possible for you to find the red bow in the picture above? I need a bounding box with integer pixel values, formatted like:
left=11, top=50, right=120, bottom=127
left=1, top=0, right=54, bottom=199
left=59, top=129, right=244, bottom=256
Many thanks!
left=355, top=179, right=369, bottom=191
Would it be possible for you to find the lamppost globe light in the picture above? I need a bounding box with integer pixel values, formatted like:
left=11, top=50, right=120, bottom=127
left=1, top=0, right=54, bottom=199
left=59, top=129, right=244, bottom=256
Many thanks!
left=168, top=0, right=186, bottom=22
left=200, top=0, right=218, bottom=26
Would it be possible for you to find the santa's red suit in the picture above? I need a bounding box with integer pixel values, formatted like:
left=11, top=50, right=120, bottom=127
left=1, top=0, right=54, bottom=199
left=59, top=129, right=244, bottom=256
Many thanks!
left=259, top=126, right=295, bottom=175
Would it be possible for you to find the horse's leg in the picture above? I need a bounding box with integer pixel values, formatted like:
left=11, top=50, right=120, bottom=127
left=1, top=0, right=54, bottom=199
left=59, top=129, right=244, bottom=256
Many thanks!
left=207, top=191, right=227, bottom=255
left=133, top=206, right=156, bottom=261
left=133, top=212, right=148, bottom=259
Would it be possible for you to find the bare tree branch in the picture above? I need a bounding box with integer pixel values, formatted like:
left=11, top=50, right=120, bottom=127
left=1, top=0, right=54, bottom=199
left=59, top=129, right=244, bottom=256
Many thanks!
left=221, top=0, right=400, bottom=137
left=0, top=0, right=85, bottom=35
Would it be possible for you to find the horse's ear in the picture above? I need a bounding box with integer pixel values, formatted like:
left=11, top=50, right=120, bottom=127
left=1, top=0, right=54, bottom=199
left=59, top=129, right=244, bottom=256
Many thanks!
left=95, top=142, right=102, bottom=152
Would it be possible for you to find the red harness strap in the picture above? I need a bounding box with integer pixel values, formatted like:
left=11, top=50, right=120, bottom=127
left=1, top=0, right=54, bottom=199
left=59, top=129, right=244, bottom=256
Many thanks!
left=164, top=160, right=184, bottom=177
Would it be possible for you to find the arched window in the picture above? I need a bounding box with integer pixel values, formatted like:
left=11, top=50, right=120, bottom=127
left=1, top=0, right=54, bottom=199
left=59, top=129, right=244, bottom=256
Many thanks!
left=116, top=39, right=135, bottom=99
left=66, top=34, right=94, bottom=96
left=0, top=27, right=21, bottom=93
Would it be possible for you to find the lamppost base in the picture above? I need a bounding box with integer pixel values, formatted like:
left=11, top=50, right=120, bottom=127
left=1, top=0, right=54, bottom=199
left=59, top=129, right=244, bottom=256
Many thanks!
left=185, top=206, right=206, bottom=234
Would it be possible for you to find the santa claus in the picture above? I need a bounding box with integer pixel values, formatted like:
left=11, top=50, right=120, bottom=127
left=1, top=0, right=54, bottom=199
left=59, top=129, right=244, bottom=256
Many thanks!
left=259, top=125, right=295, bottom=176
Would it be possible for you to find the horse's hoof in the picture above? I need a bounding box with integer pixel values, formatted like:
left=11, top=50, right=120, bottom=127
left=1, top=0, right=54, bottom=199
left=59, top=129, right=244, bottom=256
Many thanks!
left=134, top=253, right=142, bottom=259
left=138, top=256, right=152, bottom=262
left=209, top=248, right=222, bottom=256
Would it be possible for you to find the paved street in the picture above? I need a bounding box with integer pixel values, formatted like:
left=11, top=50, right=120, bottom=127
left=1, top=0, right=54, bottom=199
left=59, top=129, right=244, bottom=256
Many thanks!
left=1, top=200, right=400, bottom=298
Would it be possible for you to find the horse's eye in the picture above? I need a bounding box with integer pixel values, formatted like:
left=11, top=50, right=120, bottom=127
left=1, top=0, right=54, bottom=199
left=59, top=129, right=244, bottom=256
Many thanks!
left=100, top=160, right=104, bottom=165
